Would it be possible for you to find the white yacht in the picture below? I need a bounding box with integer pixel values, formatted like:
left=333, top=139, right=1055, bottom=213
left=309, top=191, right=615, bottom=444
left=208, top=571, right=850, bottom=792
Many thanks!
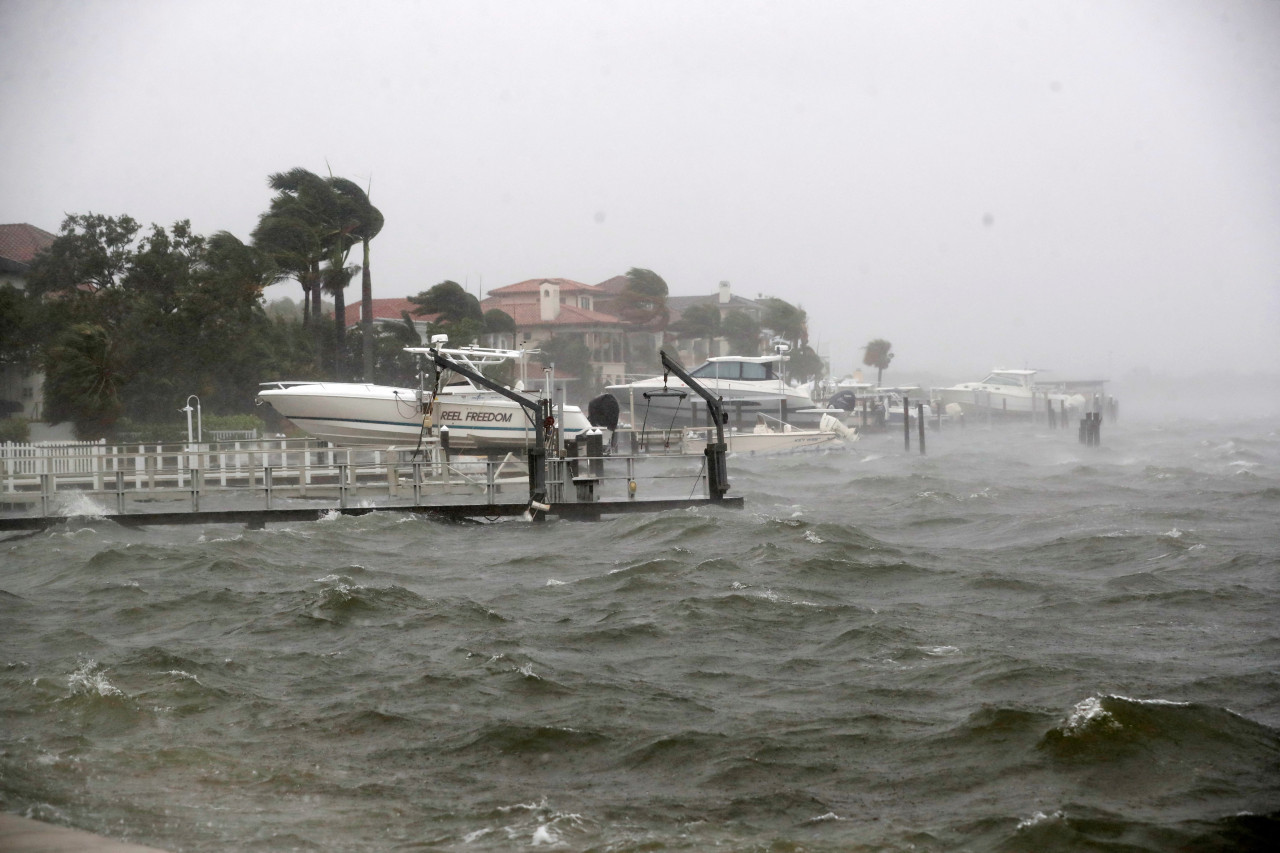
left=935, top=369, right=1081, bottom=417
left=257, top=346, right=593, bottom=451
left=607, top=351, right=827, bottom=427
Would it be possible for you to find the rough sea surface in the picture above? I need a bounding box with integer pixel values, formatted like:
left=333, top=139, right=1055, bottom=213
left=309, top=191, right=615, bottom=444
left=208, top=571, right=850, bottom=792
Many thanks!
left=2, top=417, right=1278, bottom=852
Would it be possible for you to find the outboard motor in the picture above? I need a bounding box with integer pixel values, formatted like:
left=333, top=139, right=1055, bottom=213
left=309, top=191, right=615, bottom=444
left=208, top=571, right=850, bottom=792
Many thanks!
left=587, top=393, right=621, bottom=430
left=587, top=392, right=621, bottom=450
left=829, top=389, right=858, bottom=412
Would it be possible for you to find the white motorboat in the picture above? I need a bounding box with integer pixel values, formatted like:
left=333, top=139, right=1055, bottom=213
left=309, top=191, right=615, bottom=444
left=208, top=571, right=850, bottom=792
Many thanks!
left=608, top=350, right=829, bottom=427
left=935, top=369, right=1081, bottom=418
left=681, top=413, right=856, bottom=456
left=257, top=346, right=593, bottom=451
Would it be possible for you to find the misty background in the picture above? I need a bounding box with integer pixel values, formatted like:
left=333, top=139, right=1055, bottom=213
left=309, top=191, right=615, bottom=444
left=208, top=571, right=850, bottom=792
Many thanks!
left=3, top=0, right=1277, bottom=408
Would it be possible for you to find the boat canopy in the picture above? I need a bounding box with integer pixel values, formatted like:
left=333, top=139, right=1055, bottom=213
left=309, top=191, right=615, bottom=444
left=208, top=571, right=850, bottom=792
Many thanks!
left=690, top=359, right=778, bottom=381
left=981, top=370, right=1038, bottom=387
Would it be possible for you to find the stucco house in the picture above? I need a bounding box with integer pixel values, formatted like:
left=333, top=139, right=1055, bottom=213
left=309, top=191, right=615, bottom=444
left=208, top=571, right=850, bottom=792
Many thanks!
left=666, top=281, right=763, bottom=362
left=481, top=278, right=626, bottom=385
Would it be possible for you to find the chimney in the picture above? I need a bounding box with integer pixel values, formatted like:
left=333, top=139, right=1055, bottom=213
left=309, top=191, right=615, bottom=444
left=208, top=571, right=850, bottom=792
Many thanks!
left=718, top=280, right=731, bottom=304
left=539, top=280, right=561, bottom=322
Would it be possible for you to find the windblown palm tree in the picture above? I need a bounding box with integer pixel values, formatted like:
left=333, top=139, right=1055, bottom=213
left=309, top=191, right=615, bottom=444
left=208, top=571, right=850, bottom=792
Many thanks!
left=253, top=171, right=330, bottom=326
left=327, top=177, right=384, bottom=381
left=863, top=338, right=894, bottom=385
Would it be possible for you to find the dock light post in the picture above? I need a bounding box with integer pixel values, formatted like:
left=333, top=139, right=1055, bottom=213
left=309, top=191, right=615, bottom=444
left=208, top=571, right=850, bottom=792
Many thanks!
left=182, top=395, right=202, bottom=444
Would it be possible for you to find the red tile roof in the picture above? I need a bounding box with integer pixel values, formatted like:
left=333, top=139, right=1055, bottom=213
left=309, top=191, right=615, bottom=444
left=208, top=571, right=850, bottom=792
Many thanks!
left=594, top=275, right=630, bottom=293
left=0, top=223, right=56, bottom=266
left=481, top=299, right=621, bottom=327
left=347, top=297, right=440, bottom=327
left=486, top=277, right=601, bottom=296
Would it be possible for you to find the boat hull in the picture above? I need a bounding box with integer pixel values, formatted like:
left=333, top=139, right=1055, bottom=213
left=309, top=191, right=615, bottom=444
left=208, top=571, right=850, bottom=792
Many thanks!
left=935, top=386, right=1079, bottom=417
left=258, top=383, right=592, bottom=451
left=682, top=427, right=849, bottom=456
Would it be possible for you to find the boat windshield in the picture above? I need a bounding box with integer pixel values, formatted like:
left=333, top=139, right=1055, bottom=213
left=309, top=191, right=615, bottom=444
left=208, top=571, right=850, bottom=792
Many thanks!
left=691, top=361, right=774, bottom=381
left=981, top=373, right=1028, bottom=387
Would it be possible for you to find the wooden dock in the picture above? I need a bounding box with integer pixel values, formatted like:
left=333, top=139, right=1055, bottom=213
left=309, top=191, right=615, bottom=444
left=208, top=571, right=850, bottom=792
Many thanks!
left=0, top=813, right=170, bottom=853
left=1, top=438, right=742, bottom=533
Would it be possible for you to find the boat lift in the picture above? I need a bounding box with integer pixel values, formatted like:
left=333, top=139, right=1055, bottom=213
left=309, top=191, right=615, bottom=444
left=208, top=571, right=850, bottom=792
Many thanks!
left=415, top=344, right=732, bottom=516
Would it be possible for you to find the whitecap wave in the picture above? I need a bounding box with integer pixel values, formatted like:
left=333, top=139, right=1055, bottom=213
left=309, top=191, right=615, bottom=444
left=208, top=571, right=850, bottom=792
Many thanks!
left=54, top=492, right=109, bottom=519
left=67, top=658, right=123, bottom=697
left=1017, top=809, right=1065, bottom=830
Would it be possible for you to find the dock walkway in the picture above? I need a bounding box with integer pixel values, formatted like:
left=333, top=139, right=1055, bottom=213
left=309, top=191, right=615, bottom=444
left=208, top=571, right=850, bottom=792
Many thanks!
left=1, top=437, right=740, bottom=532
left=0, top=813, right=170, bottom=853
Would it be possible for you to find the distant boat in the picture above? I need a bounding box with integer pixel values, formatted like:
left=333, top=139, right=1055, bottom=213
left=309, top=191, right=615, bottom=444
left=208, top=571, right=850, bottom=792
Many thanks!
left=257, top=346, right=593, bottom=451
left=935, top=369, right=1081, bottom=417
left=607, top=350, right=831, bottom=427
left=681, top=412, right=856, bottom=456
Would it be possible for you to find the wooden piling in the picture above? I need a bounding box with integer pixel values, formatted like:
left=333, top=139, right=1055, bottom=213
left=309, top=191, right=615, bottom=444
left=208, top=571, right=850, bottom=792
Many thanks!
left=917, top=403, right=926, bottom=455
left=903, top=394, right=911, bottom=451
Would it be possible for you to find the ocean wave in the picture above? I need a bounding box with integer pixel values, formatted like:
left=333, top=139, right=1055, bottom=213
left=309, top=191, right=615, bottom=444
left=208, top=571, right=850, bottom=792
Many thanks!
left=66, top=658, right=124, bottom=698
left=1038, top=694, right=1280, bottom=804
left=1003, top=804, right=1280, bottom=853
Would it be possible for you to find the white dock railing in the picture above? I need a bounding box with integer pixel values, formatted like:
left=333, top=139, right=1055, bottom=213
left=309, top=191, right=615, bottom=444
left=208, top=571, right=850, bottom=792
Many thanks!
left=1, top=436, right=716, bottom=520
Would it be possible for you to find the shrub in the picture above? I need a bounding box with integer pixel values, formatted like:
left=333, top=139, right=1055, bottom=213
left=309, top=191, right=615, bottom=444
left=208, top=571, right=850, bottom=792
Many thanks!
left=0, top=417, right=31, bottom=443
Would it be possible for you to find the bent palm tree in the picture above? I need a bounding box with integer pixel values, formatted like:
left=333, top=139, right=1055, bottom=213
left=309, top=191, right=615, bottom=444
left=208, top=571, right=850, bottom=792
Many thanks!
left=863, top=338, right=894, bottom=385
left=327, top=177, right=384, bottom=381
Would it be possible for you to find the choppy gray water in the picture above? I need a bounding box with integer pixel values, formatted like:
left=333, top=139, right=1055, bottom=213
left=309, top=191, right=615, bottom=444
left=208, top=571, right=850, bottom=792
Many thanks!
left=2, top=418, right=1278, bottom=852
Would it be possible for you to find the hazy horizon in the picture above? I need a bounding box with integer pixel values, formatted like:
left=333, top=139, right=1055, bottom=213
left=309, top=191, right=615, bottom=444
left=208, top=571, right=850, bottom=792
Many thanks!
left=3, top=0, right=1277, bottom=382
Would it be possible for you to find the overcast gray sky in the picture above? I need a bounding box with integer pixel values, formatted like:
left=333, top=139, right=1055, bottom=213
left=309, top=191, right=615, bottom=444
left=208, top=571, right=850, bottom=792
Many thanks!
left=3, top=0, right=1277, bottom=381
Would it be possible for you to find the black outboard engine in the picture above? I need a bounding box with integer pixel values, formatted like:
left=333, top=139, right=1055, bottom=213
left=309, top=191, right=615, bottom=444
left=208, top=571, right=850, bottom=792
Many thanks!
left=587, top=393, right=621, bottom=431
left=587, top=392, right=621, bottom=450
left=829, top=389, right=858, bottom=412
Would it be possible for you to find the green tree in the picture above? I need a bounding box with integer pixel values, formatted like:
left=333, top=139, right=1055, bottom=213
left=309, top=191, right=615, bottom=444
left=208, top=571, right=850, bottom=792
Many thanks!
left=253, top=169, right=328, bottom=327
left=673, top=302, right=721, bottom=359
left=28, top=213, right=284, bottom=431
left=482, top=308, right=517, bottom=348
left=535, top=334, right=595, bottom=402
left=253, top=168, right=362, bottom=347
left=410, top=280, right=482, bottom=323
left=252, top=210, right=321, bottom=327
left=759, top=297, right=808, bottom=347
left=721, top=309, right=762, bottom=356
left=327, top=177, right=384, bottom=382
left=342, top=313, right=419, bottom=386
left=25, top=213, right=141, bottom=297
left=787, top=344, right=825, bottom=385
left=410, top=281, right=484, bottom=345
left=43, top=323, right=126, bottom=439
left=321, top=245, right=360, bottom=373
left=863, top=338, right=894, bottom=385
left=616, top=267, right=669, bottom=326
left=0, top=285, right=38, bottom=365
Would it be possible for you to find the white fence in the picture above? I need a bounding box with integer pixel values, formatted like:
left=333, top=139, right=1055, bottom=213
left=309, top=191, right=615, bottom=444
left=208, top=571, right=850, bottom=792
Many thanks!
left=2, top=440, right=109, bottom=476
left=2, top=438, right=319, bottom=480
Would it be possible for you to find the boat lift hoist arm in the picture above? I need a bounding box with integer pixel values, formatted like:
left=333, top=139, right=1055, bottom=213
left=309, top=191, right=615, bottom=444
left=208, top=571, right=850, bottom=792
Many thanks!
left=421, top=347, right=551, bottom=513
left=659, top=348, right=730, bottom=501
